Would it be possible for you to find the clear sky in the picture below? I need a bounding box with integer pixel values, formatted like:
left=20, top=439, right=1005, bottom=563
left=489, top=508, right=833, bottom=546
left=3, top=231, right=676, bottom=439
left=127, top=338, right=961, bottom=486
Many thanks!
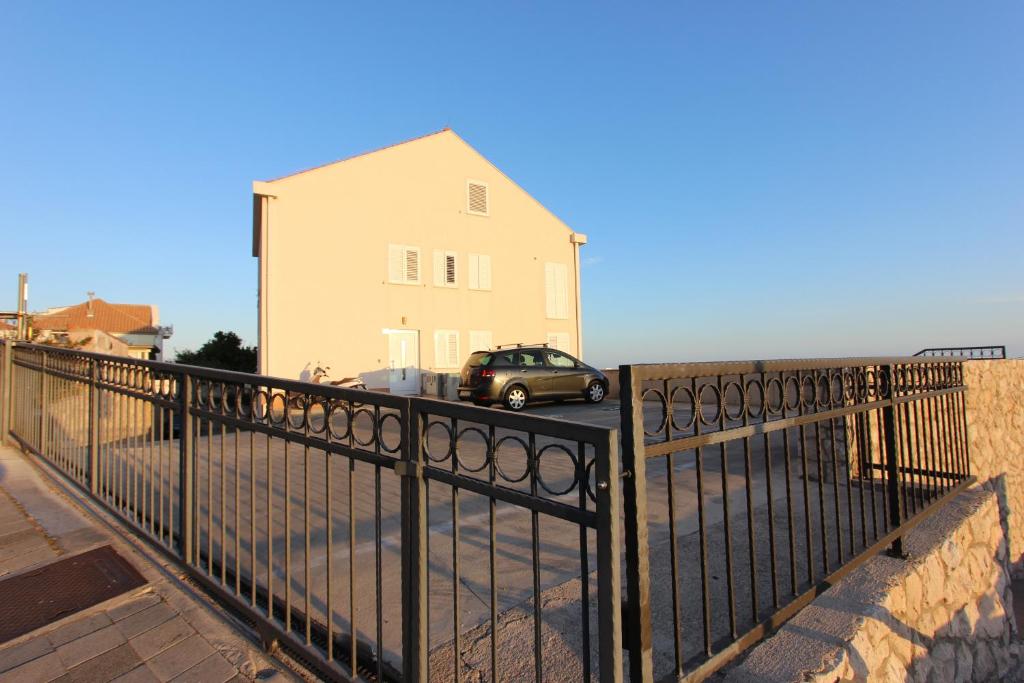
left=2, top=2, right=1021, bottom=368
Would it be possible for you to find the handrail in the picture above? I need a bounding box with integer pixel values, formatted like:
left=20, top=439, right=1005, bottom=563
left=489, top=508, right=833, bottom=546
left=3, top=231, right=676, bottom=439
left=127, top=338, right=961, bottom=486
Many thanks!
left=914, top=346, right=1005, bottom=359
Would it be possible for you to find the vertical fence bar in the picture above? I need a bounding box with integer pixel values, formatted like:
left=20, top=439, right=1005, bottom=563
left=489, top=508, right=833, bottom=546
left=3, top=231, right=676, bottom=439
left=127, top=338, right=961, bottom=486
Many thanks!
left=401, top=398, right=427, bottom=682
left=180, top=372, right=194, bottom=564
left=39, top=351, right=48, bottom=455
left=89, top=359, right=99, bottom=494
left=596, top=428, right=623, bottom=683
left=881, top=366, right=904, bottom=558
left=618, top=365, right=653, bottom=682
left=0, top=341, right=11, bottom=443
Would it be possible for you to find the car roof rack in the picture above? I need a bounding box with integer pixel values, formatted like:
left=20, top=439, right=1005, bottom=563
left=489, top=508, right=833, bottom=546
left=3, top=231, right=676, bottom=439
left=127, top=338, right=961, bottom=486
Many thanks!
left=494, top=342, right=550, bottom=350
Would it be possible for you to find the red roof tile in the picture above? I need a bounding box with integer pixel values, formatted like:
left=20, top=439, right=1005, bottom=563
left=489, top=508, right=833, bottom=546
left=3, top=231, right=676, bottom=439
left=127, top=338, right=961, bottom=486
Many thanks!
left=33, top=299, right=158, bottom=335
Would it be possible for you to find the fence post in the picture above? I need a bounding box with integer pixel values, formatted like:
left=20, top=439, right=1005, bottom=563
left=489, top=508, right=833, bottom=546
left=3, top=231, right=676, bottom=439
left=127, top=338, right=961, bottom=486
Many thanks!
left=619, top=365, right=654, bottom=682
left=596, top=428, right=624, bottom=682
left=0, top=341, right=10, bottom=442
left=88, top=359, right=99, bottom=494
left=881, top=364, right=905, bottom=558
left=400, top=398, right=427, bottom=682
left=39, top=350, right=48, bottom=453
left=180, top=372, right=194, bottom=564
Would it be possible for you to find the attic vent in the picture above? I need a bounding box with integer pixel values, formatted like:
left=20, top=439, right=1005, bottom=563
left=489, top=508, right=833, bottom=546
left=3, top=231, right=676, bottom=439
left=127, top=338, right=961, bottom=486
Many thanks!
left=467, top=181, right=489, bottom=216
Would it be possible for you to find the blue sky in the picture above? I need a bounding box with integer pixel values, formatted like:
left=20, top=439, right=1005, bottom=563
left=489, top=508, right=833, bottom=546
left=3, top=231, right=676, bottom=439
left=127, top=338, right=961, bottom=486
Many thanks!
left=2, top=2, right=1021, bottom=368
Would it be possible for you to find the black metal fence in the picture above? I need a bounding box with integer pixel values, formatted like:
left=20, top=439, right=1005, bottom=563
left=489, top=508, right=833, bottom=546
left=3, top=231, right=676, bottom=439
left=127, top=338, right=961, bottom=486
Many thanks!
left=915, top=345, right=1006, bottom=359
left=0, top=342, right=621, bottom=683
left=0, top=341, right=983, bottom=682
left=618, top=358, right=973, bottom=681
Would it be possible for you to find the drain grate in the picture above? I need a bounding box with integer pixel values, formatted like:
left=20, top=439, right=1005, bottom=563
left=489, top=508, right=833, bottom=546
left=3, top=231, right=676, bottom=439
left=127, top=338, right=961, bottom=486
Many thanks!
left=0, top=545, right=147, bottom=644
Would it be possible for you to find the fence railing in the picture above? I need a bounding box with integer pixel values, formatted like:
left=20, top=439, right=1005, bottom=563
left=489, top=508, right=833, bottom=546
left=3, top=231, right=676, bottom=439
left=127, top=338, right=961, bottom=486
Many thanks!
left=618, top=358, right=973, bottom=681
left=0, top=341, right=621, bottom=683
left=0, top=341, right=981, bottom=682
left=915, top=345, right=1006, bottom=359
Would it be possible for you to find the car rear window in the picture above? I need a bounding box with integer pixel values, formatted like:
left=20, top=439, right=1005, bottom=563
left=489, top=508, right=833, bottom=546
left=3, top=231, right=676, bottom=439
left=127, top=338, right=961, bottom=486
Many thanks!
left=467, top=352, right=492, bottom=367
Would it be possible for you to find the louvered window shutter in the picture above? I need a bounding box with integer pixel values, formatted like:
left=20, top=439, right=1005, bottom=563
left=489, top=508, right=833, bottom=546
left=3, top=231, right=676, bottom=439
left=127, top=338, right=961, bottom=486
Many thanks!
left=405, top=248, right=420, bottom=283
left=445, top=253, right=456, bottom=285
left=468, top=182, right=488, bottom=215
left=447, top=332, right=459, bottom=367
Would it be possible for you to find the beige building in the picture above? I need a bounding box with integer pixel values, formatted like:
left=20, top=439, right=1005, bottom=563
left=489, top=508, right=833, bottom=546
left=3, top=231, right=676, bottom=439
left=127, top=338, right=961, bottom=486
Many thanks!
left=252, top=128, right=587, bottom=394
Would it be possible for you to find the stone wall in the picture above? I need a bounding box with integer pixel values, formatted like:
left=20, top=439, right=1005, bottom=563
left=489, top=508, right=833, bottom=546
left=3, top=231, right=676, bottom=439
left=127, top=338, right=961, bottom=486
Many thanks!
left=964, top=359, right=1024, bottom=575
left=724, top=488, right=1020, bottom=682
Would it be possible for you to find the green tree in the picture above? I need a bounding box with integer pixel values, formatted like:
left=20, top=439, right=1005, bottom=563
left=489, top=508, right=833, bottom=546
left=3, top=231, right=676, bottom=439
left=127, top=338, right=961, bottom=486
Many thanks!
left=175, top=331, right=256, bottom=373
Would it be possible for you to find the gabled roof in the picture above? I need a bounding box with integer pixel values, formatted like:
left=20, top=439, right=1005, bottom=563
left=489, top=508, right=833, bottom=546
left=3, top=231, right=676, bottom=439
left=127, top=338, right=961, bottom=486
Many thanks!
left=262, top=128, right=452, bottom=183
left=251, top=128, right=578, bottom=258
left=32, top=299, right=159, bottom=335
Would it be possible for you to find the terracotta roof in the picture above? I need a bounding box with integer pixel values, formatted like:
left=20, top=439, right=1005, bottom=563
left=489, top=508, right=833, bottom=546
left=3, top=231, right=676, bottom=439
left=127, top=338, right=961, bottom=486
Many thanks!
left=33, top=299, right=159, bottom=335
left=264, top=128, right=451, bottom=183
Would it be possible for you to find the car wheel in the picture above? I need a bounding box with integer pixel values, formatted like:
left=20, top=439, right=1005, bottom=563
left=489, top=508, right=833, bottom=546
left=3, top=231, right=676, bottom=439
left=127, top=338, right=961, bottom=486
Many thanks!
left=503, top=385, right=529, bottom=411
left=585, top=381, right=606, bottom=404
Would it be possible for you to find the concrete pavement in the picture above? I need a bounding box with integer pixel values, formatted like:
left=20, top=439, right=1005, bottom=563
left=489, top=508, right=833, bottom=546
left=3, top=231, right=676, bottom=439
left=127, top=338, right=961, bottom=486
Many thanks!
left=0, top=444, right=300, bottom=683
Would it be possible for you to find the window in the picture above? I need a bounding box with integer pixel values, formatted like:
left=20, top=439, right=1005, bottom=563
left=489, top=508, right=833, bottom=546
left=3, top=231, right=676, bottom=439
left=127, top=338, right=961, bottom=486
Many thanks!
left=433, top=250, right=458, bottom=287
left=546, top=332, right=570, bottom=352
left=388, top=244, right=421, bottom=284
left=545, top=262, right=569, bottom=319
left=468, top=254, right=492, bottom=290
left=467, top=180, right=489, bottom=216
left=545, top=350, right=576, bottom=368
left=469, top=330, right=493, bottom=352
left=518, top=349, right=545, bottom=367
left=434, top=330, right=460, bottom=368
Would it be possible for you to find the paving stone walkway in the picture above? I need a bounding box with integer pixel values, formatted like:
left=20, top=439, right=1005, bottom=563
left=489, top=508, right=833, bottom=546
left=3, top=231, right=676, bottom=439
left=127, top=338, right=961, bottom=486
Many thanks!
left=0, top=445, right=301, bottom=683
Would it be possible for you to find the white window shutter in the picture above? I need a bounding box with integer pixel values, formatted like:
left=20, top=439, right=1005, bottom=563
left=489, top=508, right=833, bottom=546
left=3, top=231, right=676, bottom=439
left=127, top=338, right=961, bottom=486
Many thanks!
left=470, top=331, right=492, bottom=351
left=479, top=255, right=492, bottom=290
left=556, top=264, right=568, bottom=318
left=389, top=245, right=404, bottom=283
left=545, top=263, right=557, bottom=318
left=434, top=330, right=460, bottom=368
left=433, top=250, right=446, bottom=287
left=434, top=332, right=445, bottom=368
left=447, top=332, right=459, bottom=367
left=405, top=248, right=420, bottom=283
left=468, top=254, right=480, bottom=290
left=545, top=262, right=568, bottom=319
left=547, top=332, right=570, bottom=352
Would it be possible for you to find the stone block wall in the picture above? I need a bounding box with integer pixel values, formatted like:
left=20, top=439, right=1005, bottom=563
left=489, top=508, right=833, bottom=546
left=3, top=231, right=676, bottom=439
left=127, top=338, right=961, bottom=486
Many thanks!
left=724, top=488, right=1020, bottom=682
left=964, top=359, right=1024, bottom=575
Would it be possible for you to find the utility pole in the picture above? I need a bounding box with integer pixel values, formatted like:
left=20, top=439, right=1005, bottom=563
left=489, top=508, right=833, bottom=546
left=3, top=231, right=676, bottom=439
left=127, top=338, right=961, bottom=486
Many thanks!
left=16, top=273, right=28, bottom=340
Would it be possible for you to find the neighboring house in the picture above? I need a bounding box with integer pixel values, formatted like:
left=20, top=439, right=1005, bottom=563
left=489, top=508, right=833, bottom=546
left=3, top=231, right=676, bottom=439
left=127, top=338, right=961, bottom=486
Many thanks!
left=252, top=128, right=588, bottom=395
left=0, top=320, right=15, bottom=340
left=31, top=297, right=173, bottom=360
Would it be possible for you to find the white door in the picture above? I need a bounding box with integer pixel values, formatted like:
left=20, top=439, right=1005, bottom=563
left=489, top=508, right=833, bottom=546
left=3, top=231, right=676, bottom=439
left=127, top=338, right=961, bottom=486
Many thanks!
left=387, top=330, right=420, bottom=395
